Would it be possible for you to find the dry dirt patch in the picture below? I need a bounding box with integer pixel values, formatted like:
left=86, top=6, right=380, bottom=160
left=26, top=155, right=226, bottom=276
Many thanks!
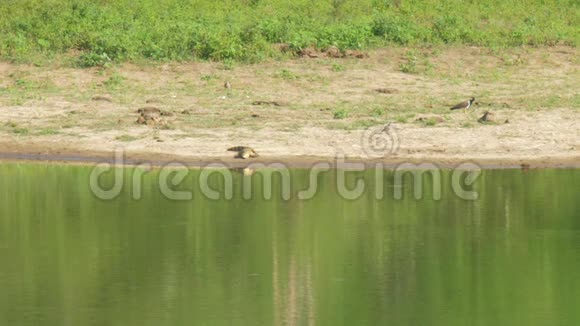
left=0, top=47, right=578, bottom=167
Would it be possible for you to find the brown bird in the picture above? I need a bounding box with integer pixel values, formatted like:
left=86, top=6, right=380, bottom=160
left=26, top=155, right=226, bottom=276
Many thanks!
left=224, top=80, right=231, bottom=89
left=381, top=122, right=392, bottom=133
left=227, top=146, right=259, bottom=159
left=477, top=111, right=493, bottom=123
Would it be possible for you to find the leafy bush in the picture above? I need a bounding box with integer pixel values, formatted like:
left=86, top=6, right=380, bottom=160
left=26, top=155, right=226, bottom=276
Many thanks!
left=372, top=13, right=428, bottom=44
left=0, top=0, right=576, bottom=65
left=399, top=50, right=418, bottom=74
left=333, top=109, right=349, bottom=119
left=77, top=52, right=111, bottom=68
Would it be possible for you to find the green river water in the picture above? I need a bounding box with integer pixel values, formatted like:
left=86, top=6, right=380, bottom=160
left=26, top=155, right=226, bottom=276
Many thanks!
left=0, top=163, right=578, bottom=326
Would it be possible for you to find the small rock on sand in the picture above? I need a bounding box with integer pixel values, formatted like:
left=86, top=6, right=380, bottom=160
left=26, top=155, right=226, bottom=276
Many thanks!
left=137, top=106, right=161, bottom=114
left=345, top=50, right=369, bottom=59
left=91, top=95, right=112, bottom=102
left=252, top=100, right=288, bottom=107
left=478, top=111, right=494, bottom=123
left=325, top=46, right=343, bottom=58
left=375, top=88, right=397, bottom=94
left=299, top=47, right=319, bottom=58
left=415, top=115, right=445, bottom=123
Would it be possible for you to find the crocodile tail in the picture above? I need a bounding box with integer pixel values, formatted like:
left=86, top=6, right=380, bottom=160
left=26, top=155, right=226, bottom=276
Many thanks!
left=227, top=146, right=245, bottom=152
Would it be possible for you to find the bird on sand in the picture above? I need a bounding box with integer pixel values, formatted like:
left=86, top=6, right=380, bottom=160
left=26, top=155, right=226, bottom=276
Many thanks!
left=450, top=97, right=476, bottom=118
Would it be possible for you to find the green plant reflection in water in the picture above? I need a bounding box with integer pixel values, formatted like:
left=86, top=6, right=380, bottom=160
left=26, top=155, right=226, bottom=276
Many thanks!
left=0, top=163, right=578, bottom=325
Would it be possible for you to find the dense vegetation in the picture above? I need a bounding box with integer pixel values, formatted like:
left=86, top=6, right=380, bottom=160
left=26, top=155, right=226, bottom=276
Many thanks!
left=0, top=0, right=578, bottom=65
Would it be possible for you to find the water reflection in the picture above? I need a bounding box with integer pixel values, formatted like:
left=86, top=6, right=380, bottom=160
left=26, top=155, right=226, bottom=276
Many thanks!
left=0, top=164, right=578, bottom=325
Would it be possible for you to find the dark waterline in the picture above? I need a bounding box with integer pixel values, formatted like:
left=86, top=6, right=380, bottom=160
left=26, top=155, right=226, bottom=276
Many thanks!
left=3, top=151, right=580, bottom=170
left=0, top=163, right=579, bottom=326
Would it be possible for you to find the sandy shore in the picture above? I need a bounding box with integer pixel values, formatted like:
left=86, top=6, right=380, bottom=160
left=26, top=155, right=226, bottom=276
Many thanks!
left=1, top=119, right=578, bottom=169
left=1, top=47, right=578, bottom=169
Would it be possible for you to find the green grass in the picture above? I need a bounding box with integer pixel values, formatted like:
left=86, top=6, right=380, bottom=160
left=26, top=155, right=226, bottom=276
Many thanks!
left=103, top=73, right=125, bottom=90
left=37, top=128, right=60, bottom=135
left=2, top=121, right=31, bottom=135
left=400, top=50, right=419, bottom=73
left=421, top=118, right=438, bottom=126
left=0, top=0, right=577, bottom=65
left=12, top=127, right=30, bottom=135
left=115, top=134, right=139, bottom=142
left=200, top=75, right=216, bottom=81
left=331, top=63, right=346, bottom=72
left=276, top=69, right=299, bottom=80
left=333, top=108, right=349, bottom=119
left=371, top=107, right=385, bottom=117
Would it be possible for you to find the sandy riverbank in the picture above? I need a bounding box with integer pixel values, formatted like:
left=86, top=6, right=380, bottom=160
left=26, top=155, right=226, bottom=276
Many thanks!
left=1, top=47, right=578, bottom=168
